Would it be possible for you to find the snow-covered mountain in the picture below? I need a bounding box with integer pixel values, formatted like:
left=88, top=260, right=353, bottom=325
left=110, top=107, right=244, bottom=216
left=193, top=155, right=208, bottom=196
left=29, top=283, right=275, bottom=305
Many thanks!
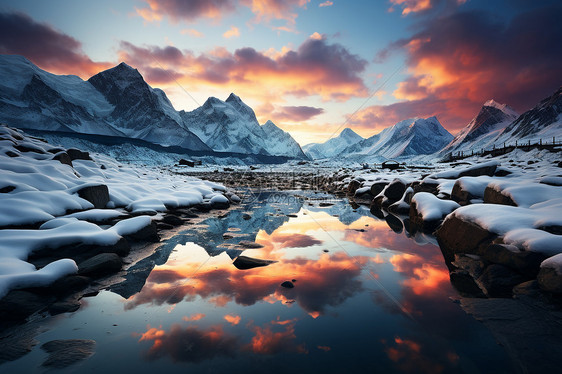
left=303, top=128, right=363, bottom=159
left=180, top=93, right=307, bottom=159
left=494, top=86, right=562, bottom=145
left=441, top=100, right=518, bottom=154
left=0, top=55, right=307, bottom=158
left=339, top=117, right=453, bottom=160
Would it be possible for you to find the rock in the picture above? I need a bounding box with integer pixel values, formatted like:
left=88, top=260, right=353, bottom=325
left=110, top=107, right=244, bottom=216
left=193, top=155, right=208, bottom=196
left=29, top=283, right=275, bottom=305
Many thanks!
left=385, top=214, right=403, bottom=234
left=0, top=185, right=15, bottom=193
left=233, top=256, right=277, bottom=270
left=452, top=254, right=486, bottom=279
left=483, top=186, right=517, bottom=206
left=384, top=179, right=406, bottom=202
left=451, top=180, right=477, bottom=205
left=49, top=275, right=90, bottom=296
left=52, top=151, right=73, bottom=167
left=347, top=179, right=362, bottom=194
left=179, top=159, right=195, bottom=167
left=370, top=182, right=387, bottom=196
left=124, top=221, right=159, bottom=242
left=49, top=301, right=81, bottom=315
left=76, top=185, right=110, bottom=209
left=458, top=162, right=498, bottom=178
left=0, top=290, right=49, bottom=321
left=476, top=264, right=526, bottom=297
left=238, top=241, right=264, bottom=249
left=281, top=281, right=295, bottom=289
left=162, top=214, right=184, bottom=226
left=195, top=202, right=212, bottom=212
left=512, top=280, right=542, bottom=298
left=41, top=339, right=96, bottom=369
left=494, top=168, right=512, bottom=177
left=157, top=222, right=174, bottom=230
left=14, top=144, right=46, bottom=154
left=412, top=179, right=440, bottom=195
left=483, top=244, right=546, bottom=277
left=449, top=270, right=485, bottom=297
left=435, top=215, right=497, bottom=263
left=369, top=203, right=385, bottom=219
left=66, top=148, right=91, bottom=161
left=242, top=213, right=252, bottom=220
left=78, top=253, right=122, bottom=276
left=537, top=267, right=562, bottom=294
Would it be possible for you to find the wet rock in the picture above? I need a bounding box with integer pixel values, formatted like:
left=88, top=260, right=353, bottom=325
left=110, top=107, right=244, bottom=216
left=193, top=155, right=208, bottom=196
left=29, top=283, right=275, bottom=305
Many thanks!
left=49, top=301, right=81, bottom=315
left=452, top=254, right=485, bottom=279
left=512, top=280, right=542, bottom=298
left=76, top=185, right=110, bottom=209
left=370, top=182, right=387, bottom=197
left=238, top=241, right=264, bottom=249
left=176, top=208, right=199, bottom=218
left=450, top=270, right=485, bottom=297
left=78, top=253, right=122, bottom=276
left=385, top=214, right=403, bottom=234
left=162, top=214, right=184, bottom=226
left=52, top=151, right=73, bottom=167
left=41, top=339, right=96, bottom=369
left=49, top=275, right=90, bottom=296
left=242, top=213, right=252, bottom=220
left=537, top=267, right=562, bottom=294
left=179, top=159, right=195, bottom=167
left=347, top=179, right=362, bottom=194
left=281, top=281, right=295, bottom=289
left=124, top=221, right=159, bottom=242
left=157, top=222, right=174, bottom=230
left=0, top=290, right=50, bottom=321
left=483, top=186, right=517, bottom=206
left=0, top=185, right=16, bottom=193
left=233, top=256, right=277, bottom=270
left=384, top=179, right=406, bottom=202
left=435, top=215, right=497, bottom=263
left=483, top=244, right=546, bottom=277
left=369, top=203, right=385, bottom=219
left=476, top=264, right=527, bottom=297
left=66, top=148, right=91, bottom=161
left=195, top=202, right=212, bottom=212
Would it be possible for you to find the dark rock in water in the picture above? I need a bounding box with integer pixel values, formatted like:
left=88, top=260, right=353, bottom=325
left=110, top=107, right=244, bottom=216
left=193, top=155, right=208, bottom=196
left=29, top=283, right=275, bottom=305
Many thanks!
left=449, top=269, right=485, bottom=297
left=157, top=222, right=174, bottom=230
left=66, top=148, right=91, bottom=161
left=210, top=199, right=230, bottom=210
left=319, top=202, right=334, bottom=207
left=385, top=214, right=403, bottom=234
left=476, top=264, right=526, bottom=297
left=52, top=151, right=73, bottom=167
left=125, top=221, right=159, bottom=242
left=347, top=179, right=362, bottom=194
left=162, top=214, right=184, bottom=226
left=483, top=244, right=546, bottom=277
left=41, top=339, right=96, bottom=369
left=175, top=208, right=199, bottom=218
left=242, top=213, right=252, bottom=220
left=233, top=256, right=277, bottom=270
left=483, top=186, right=517, bottom=206
left=435, top=215, right=497, bottom=263
left=369, top=203, right=385, bottom=219
left=537, top=266, right=562, bottom=294
left=0, top=290, right=50, bottom=321
left=49, top=275, right=90, bottom=296
left=0, top=185, right=16, bottom=193
left=195, top=202, right=212, bottom=212
left=281, top=281, right=295, bottom=289
left=384, top=179, right=406, bottom=202
left=238, top=241, right=264, bottom=249
left=286, top=214, right=298, bottom=218
left=76, top=184, right=110, bottom=209
left=0, top=321, right=41, bottom=364
left=179, top=159, right=195, bottom=167
left=370, top=181, right=387, bottom=197
left=78, top=253, right=122, bottom=276
left=49, top=301, right=81, bottom=315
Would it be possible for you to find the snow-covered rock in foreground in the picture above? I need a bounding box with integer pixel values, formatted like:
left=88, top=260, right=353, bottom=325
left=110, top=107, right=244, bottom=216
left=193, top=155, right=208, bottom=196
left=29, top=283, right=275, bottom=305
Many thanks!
left=0, top=125, right=229, bottom=298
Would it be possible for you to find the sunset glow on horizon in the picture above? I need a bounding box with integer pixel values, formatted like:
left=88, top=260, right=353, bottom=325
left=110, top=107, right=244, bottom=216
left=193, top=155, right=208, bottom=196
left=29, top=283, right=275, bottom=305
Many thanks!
left=0, top=0, right=560, bottom=145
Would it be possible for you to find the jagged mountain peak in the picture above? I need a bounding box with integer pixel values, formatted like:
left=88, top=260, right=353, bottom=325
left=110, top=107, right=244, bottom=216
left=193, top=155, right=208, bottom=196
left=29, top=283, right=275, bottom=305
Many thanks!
left=226, top=92, right=242, bottom=103
left=340, top=127, right=362, bottom=140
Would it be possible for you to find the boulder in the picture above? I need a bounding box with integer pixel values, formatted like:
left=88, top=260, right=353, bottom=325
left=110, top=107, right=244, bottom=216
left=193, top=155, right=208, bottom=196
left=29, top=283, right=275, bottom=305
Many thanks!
left=385, top=214, right=403, bottom=233
left=66, top=148, right=91, bottom=161
left=280, top=281, right=295, bottom=289
left=451, top=180, right=477, bottom=205
left=483, top=244, right=546, bottom=277
left=449, top=270, right=486, bottom=297
left=370, top=182, right=387, bottom=196
left=435, top=215, right=497, bottom=263
left=412, top=179, right=440, bottom=195
left=483, top=186, right=517, bottom=206
left=49, top=301, right=81, bottom=316
left=537, top=267, right=562, bottom=294
left=238, top=241, right=264, bottom=249
left=179, top=159, right=195, bottom=167
left=124, top=221, right=159, bottom=242
left=76, top=185, right=110, bottom=209
left=162, top=214, right=184, bottom=226
left=78, top=253, right=122, bottom=276
left=347, top=179, right=362, bottom=194
left=384, top=179, right=406, bottom=202
left=52, top=151, right=73, bottom=167
left=233, top=256, right=277, bottom=270
left=476, top=264, right=527, bottom=297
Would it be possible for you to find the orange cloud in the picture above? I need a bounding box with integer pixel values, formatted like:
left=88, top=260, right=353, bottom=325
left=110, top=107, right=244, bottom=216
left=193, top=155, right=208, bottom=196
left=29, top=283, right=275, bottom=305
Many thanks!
left=136, top=0, right=236, bottom=23
left=246, top=320, right=307, bottom=354
left=223, top=26, right=240, bottom=39
left=224, top=314, right=241, bottom=325
left=182, top=313, right=206, bottom=321
left=243, top=0, right=310, bottom=31
left=181, top=28, right=204, bottom=37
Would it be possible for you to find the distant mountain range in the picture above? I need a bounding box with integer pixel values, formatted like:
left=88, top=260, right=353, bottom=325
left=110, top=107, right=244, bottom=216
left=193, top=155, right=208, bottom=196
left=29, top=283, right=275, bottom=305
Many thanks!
left=0, top=55, right=306, bottom=159
left=1, top=54, right=560, bottom=163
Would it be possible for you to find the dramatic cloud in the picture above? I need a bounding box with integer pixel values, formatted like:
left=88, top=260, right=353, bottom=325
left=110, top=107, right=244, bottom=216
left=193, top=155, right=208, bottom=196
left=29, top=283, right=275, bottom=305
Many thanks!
left=139, top=324, right=238, bottom=362
left=224, top=314, right=241, bottom=325
left=243, top=0, right=310, bottom=30
left=118, top=36, right=368, bottom=101
left=388, top=0, right=466, bottom=16
left=272, top=106, right=325, bottom=122
left=182, top=313, right=206, bottom=321
left=366, top=5, right=562, bottom=133
left=136, top=0, right=236, bottom=22
left=246, top=320, right=307, bottom=354
left=223, top=26, right=240, bottom=38
left=0, top=12, right=110, bottom=77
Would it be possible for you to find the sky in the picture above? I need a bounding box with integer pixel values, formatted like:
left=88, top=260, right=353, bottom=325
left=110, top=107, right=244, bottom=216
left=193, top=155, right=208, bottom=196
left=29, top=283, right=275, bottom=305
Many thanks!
left=0, top=0, right=560, bottom=145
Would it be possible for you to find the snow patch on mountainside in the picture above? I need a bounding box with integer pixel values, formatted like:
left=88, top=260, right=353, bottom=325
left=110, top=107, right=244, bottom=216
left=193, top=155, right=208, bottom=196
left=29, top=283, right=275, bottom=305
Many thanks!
left=303, top=128, right=363, bottom=159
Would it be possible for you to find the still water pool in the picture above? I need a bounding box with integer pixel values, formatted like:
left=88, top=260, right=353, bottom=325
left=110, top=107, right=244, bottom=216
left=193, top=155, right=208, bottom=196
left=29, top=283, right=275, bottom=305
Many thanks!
left=2, top=191, right=515, bottom=373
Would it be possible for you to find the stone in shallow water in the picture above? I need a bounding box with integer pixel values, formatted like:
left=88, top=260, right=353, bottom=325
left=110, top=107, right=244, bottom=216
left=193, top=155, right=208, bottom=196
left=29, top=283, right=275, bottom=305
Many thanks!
left=281, top=281, right=295, bottom=289
left=232, top=256, right=276, bottom=270
left=41, top=339, right=96, bottom=369
left=238, top=240, right=264, bottom=249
